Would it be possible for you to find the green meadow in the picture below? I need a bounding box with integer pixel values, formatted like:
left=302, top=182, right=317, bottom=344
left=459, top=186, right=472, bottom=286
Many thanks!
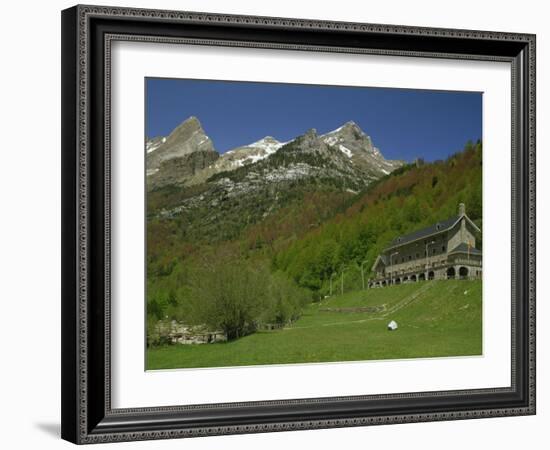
left=147, top=279, right=482, bottom=370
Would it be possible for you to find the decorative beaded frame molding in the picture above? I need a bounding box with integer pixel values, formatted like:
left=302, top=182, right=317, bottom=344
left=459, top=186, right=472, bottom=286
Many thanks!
left=61, top=4, right=536, bottom=445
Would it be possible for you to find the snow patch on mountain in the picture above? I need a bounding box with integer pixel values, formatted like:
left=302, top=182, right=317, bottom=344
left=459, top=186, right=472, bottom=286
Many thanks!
left=146, top=137, right=167, bottom=154
left=223, top=136, right=288, bottom=167
left=248, top=136, right=287, bottom=152
left=324, top=136, right=339, bottom=146
left=339, top=144, right=353, bottom=158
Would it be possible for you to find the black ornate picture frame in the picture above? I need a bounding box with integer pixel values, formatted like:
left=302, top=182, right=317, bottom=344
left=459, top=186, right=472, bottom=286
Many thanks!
left=61, top=4, right=536, bottom=444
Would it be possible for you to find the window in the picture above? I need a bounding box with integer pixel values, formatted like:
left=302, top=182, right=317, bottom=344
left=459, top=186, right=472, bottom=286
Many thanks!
left=401, top=257, right=405, bottom=263
left=442, top=245, right=446, bottom=252
left=416, top=253, right=419, bottom=259
left=432, top=248, right=436, bottom=255
left=409, top=255, right=412, bottom=261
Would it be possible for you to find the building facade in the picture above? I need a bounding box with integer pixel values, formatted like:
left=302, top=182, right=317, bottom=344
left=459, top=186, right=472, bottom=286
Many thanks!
left=369, top=203, right=482, bottom=287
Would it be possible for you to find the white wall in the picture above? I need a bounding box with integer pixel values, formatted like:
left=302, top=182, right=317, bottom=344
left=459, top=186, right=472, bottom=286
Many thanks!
left=0, top=0, right=545, bottom=448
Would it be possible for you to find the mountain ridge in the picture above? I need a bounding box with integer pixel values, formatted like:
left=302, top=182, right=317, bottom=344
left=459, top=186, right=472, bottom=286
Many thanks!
left=146, top=116, right=404, bottom=189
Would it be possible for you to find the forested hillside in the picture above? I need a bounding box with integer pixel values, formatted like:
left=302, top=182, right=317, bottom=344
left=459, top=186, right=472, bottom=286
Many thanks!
left=273, top=140, right=482, bottom=293
left=146, top=139, right=481, bottom=344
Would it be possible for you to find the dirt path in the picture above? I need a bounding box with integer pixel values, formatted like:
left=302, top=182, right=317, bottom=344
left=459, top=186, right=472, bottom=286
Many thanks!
left=286, top=283, right=433, bottom=330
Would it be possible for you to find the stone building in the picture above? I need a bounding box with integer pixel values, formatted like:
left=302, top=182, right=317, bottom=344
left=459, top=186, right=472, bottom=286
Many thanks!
left=369, top=203, right=482, bottom=287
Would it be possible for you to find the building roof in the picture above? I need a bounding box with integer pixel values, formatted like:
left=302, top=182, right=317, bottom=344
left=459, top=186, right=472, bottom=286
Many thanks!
left=384, top=212, right=481, bottom=252
left=386, top=216, right=460, bottom=249
left=371, top=254, right=388, bottom=271
left=448, top=242, right=482, bottom=255
left=378, top=254, right=389, bottom=266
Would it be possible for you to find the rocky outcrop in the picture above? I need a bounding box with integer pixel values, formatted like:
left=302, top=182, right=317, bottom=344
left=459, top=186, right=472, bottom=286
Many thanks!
left=148, top=149, right=220, bottom=189
left=146, top=116, right=219, bottom=188
left=149, top=320, right=227, bottom=346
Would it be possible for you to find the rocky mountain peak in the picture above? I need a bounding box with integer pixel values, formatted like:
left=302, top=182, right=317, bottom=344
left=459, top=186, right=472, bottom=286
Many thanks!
left=340, top=120, right=366, bottom=138
left=146, top=116, right=405, bottom=190
left=304, top=128, right=318, bottom=138
left=164, top=116, right=203, bottom=146
left=322, top=121, right=373, bottom=152
left=290, top=128, right=324, bottom=154
left=149, top=117, right=216, bottom=158
left=146, top=116, right=218, bottom=184
left=341, top=120, right=359, bottom=130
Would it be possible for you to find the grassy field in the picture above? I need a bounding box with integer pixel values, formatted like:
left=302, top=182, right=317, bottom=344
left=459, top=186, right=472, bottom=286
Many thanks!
left=146, top=280, right=482, bottom=370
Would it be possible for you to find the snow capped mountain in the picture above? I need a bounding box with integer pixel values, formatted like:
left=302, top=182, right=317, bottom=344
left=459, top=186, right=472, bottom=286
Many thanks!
left=173, top=136, right=291, bottom=186
left=146, top=117, right=404, bottom=190
left=247, top=136, right=287, bottom=152
left=249, top=137, right=280, bottom=149
left=321, top=121, right=373, bottom=154
left=319, top=121, right=402, bottom=174
left=222, top=136, right=287, bottom=166
left=321, top=121, right=366, bottom=142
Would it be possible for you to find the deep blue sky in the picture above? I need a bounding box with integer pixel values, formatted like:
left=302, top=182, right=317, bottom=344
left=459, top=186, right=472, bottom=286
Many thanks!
left=146, top=78, right=482, bottom=162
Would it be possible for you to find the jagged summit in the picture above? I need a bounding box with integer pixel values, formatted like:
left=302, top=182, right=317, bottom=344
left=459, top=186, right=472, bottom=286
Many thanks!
left=147, top=116, right=212, bottom=157
left=323, top=120, right=362, bottom=135
left=341, top=121, right=367, bottom=138
left=321, top=121, right=376, bottom=156
left=146, top=116, right=218, bottom=182
left=165, top=116, right=203, bottom=143
left=297, top=129, right=320, bottom=149
left=322, top=121, right=369, bottom=142
left=146, top=116, right=404, bottom=189
left=339, top=120, right=360, bottom=131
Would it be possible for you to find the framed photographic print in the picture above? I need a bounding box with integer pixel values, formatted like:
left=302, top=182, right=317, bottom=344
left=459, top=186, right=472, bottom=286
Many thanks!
left=61, top=4, right=536, bottom=444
